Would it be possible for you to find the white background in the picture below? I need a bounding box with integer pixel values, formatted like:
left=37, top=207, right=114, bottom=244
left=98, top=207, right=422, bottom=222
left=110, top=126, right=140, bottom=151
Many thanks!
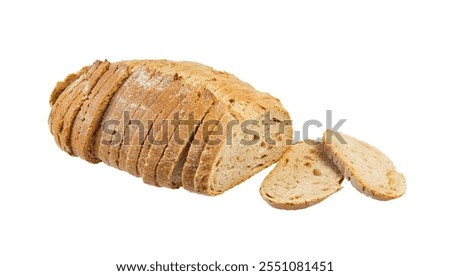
left=1, top=1, right=449, bottom=275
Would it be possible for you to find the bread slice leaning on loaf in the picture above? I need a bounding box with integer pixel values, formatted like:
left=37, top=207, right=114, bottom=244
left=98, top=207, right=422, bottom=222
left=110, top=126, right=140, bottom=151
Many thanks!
left=260, top=141, right=343, bottom=210
left=322, top=130, right=406, bottom=200
left=48, top=60, right=292, bottom=195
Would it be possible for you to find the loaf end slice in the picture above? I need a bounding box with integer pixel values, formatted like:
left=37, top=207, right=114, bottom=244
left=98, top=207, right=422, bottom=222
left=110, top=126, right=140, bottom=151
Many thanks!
left=260, top=141, right=343, bottom=210
left=322, top=130, right=406, bottom=200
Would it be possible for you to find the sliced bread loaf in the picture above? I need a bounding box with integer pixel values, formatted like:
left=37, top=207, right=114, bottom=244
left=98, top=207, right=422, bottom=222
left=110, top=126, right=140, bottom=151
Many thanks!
left=260, top=141, right=343, bottom=210
left=322, top=130, right=406, bottom=200
left=49, top=59, right=292, bottom=195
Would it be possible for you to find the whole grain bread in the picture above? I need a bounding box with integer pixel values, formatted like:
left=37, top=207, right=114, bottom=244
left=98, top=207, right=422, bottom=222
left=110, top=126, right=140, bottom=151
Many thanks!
left=322, top=130, right=406, bottom=200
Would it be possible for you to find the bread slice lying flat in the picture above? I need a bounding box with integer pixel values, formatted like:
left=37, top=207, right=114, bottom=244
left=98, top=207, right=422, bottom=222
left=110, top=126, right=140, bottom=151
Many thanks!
left=323, top=130, right=406, bottom=200
left=260, top=141, right=343, bottom=210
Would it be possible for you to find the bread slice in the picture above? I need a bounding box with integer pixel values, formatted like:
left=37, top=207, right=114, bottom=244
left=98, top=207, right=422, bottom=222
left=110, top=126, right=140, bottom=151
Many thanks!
left=322, top=130, right=406, bottom=200
left=155, top=88, right=215, bottom=188
left=61, top=61, right=110, bottom=155
left=260, top=141, right=343, bottom=210
left=181, top=103, right=225, bottom=191
left=69, top=61, right=119, bottom=158
left=49, top=61, right=99, bottom=152
left=125, top=75, right=182, bottom=176
left=92, top=66, right=152, bottom=165
left=141, top=83, right=201, bottom=186
left=137, top=80, right=188, bottom=179
left=106, top=66, right=155, bottom=169
left=116, top=71, right=167, bottom=172
left=71, top=62, right=131, bottom=163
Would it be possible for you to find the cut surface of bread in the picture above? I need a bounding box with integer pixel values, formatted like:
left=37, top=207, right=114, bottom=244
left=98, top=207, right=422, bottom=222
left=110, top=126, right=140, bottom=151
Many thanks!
left=323, top=130, right=406, bottom=200
left=260, top=141, right=343, bottom=210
